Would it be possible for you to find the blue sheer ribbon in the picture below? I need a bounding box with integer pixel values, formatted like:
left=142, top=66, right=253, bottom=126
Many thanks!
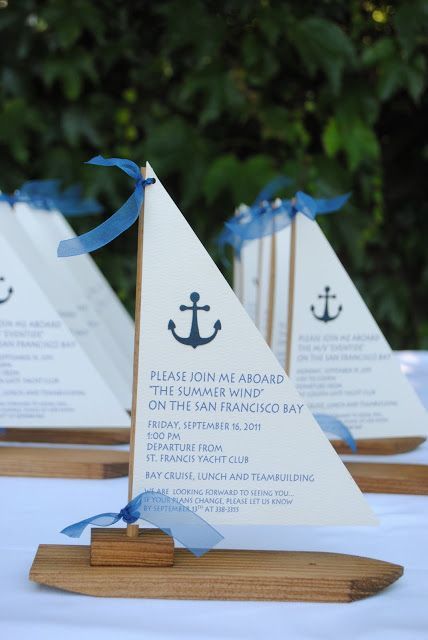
left=223, top=191, right=351, bottom=254
left=61, top=490, right=224, bottom=557
left=19, top=180, right=102, bottom=216
left=218, top=176, right=292, bottom=263
left=1, top=180, right=102, bottom=216
left=0, top=193, right=28, bottom=207
left=315, top=414, right=357, bottom=453
left=57, top=156, right=155, bottom=257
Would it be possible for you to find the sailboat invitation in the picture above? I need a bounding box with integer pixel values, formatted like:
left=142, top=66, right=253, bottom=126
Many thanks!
left=29, top=159, right=403, bottom=602
left=0, top=232, right=129, bottom=429
left=0, top=201, right=132, bottom=414
left=14, top=202, right=132, bottom=410
left=230, top=193, right=428, bottom=455
left=0, top=202, right=129, bottom=477
left=289, top=214, right=428, bottom=443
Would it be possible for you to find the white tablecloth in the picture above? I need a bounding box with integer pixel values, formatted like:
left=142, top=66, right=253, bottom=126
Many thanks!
left=1, top=352, right=427, bottom=640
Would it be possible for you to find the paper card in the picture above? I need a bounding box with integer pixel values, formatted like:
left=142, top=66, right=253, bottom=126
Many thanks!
left=43, top=211, right=134, bottom=365
left=288, top=214, right=428, bottom=438
left=270, top=225, right=291, bottom=369
left=232, top=252, right=242, bottom=304
left=130, top=164, right=375, bottom=530
left=13, top=204, right=132, bottom=409
left=0, top=223, right=129, bottom=427
left=255, top=235, right=272, bottom=341
left=238, top=238, right=259, bottom=325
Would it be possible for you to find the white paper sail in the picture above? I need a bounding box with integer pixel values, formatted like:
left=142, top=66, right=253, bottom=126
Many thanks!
left=255, top=235, right=271, bottom=341
left=238, top=238, right=259, bottom=325
left=270, top=225, right=291, bottom=366
left=41, top=211, right=134, bottom=365
left=13, top=203, right=132, bottom=409
left=0, top=224, right=130, bottom=428
left=287, top=214, right=428, bottom=438
left=238, top=226, right=290, bottom=362
left=130, top=164, right=375, bottom=529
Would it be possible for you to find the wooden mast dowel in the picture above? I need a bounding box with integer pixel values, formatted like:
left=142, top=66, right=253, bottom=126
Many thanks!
left=126, top=165, right=147, bottom=538
left=127, top=524, right=140, bottom=538
left=121, top=166, right=174, bottom=564
left=285, top=217, right=296, bottom=375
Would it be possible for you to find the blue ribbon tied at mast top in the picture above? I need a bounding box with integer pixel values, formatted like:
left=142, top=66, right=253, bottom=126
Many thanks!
left=57, top=156, right=155, bottom=257
left=223, top=190, right=351, bottom=254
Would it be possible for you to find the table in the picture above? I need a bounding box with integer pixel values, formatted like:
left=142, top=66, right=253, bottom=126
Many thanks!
left=1, top=352, right=427, bottom=639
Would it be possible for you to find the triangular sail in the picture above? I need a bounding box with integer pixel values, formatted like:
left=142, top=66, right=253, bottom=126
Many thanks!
left=130, top=164, right=375, bottom=530
left=12, top=203, right=132, bottom=409
left=287, top=214, right=428, bottom=438
left=0, top=220, right=129, bottom=427
left=40, top=210, right=134, bottom=365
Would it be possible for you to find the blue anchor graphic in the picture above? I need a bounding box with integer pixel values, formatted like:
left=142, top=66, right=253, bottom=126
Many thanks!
left=168, top=292, right=221, bottom=348
left=310, top=286, right=342, bottom=323
left=0, top=277, right=13, bottom=304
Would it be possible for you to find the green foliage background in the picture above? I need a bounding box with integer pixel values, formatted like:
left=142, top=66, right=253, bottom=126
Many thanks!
left=1, top=0, right=428, bottom=348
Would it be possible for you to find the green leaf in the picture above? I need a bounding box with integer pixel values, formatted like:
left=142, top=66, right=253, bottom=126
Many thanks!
left=321, top=110, right=379, bottom=170
left=203, top=154, right=239, bottom=204
left=344, top=120, right=379, bottom=170
left=291, top=17, right=356, bottom=92
left=322, top=118, right=341, bottom=157
left=394, top=0, right=428, bottom=58
left=361, top=38, right=396, bottom=67
left=377, top=59, right=403, bottom=101
left=404, top=55, right=427, bottom=102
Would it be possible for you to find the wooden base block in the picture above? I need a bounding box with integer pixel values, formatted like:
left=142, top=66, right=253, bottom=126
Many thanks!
left=90, top=528, right=174, bottom=567
left=0, top=427, right=130, bottom=445
left=0, top=446, right=128, bottom=479
left=346, top=461, right=428, bottom=494
left=29, top=544, right=403, bottom=602
left=332, top=436, right=426, bottom=456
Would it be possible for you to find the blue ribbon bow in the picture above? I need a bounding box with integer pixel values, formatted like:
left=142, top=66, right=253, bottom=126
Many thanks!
left=223, top=191, right=350, bottom=255
left=57, top=156, right=155, bottom=257
left=218, top=176, right=292, bottom=262
left=61, top=490, right=224, bottom=557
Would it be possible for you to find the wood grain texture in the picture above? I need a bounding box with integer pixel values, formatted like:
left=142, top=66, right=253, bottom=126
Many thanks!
left=29, top=545, right=403, bottom=602
left=332, top=436, right=426, bottom=455
left=0, top=428, right=130, bottom=445
left=128, top=165, right=146, bottom=501
left=346, top=461, right=428, bottom=494
left=0, top=446, right=128, bottom=479
left=90, top=528, right=174, bottom=567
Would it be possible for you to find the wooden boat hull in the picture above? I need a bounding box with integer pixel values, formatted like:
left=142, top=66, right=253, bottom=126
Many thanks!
left=0, top=427, right=130, bottom=445
left=331, top=436, right=426, bottom=455
left=29, top=544, right=403, bottom=602
left=345, top=461, right=428, bottom=495
left=0, top=446, right=128, bottom=479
